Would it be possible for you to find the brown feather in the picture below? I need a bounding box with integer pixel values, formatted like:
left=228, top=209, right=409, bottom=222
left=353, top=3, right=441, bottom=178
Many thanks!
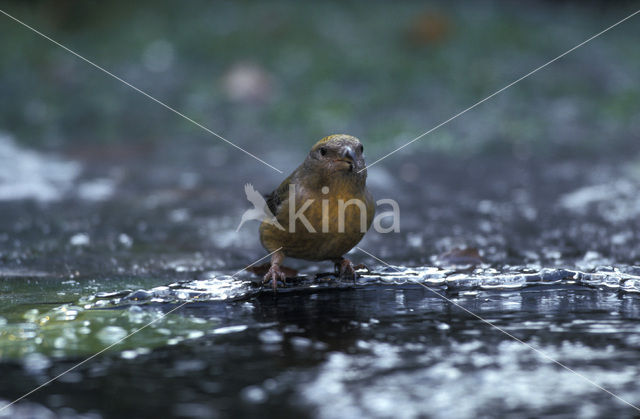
left=260, top=134, right=374, bottom=262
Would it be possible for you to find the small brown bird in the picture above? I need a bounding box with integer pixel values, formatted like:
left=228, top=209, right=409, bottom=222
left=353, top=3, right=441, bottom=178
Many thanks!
left=260, top=134, right=375, bottom=289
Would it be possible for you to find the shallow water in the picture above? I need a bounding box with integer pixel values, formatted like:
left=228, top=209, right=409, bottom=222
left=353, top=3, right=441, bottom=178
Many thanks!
left=1, top=136, right=640, bottom=417
left=2, top=278, right=640, bottom=418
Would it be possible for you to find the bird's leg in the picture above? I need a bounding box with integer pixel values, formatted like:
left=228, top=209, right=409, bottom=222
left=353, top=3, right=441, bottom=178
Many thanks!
left=263, top=250, right=287, bottom=291
left=333, top=257, right=357, bottom=282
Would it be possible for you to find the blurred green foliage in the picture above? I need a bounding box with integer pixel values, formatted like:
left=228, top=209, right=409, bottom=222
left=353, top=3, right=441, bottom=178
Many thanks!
left=0, top=0, right=638, bottom=156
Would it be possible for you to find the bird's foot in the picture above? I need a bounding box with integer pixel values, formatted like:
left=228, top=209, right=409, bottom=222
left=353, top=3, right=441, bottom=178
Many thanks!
left=262, top=264, right=287, bottom=291
left=334, top=258, right=359, bottom=282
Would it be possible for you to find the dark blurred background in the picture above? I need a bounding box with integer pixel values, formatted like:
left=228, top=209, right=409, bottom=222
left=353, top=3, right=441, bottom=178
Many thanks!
left=1, top=0, right=638, bottom=158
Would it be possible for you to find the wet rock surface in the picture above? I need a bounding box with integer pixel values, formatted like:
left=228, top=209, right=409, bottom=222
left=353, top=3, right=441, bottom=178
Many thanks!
left=1, top=137, right=640, bottom=418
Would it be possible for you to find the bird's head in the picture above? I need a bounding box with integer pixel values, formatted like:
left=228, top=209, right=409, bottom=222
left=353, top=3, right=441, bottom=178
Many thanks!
left=304, top=134, right=367, bottom=185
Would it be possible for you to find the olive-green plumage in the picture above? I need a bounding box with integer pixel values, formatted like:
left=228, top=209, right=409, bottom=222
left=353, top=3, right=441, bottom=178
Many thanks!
left=260, top=134, right=374, bottom=287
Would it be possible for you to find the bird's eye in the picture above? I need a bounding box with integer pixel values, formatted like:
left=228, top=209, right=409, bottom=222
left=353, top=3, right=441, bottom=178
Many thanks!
left=319, top=147, right=327, bottom=156
left=358, top=144, right=364, bottom=153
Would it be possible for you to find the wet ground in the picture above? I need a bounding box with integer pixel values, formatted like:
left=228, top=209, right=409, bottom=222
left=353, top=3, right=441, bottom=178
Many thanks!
left=2, top=1, right=640, bottom=417
left=1, top=136, right=640, bottom=418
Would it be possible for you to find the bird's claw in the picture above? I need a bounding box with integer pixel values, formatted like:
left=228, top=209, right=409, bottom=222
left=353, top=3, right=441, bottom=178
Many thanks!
left=263, top=264, right=287, bottom=291
left=335, top=259, right=359, bottom=282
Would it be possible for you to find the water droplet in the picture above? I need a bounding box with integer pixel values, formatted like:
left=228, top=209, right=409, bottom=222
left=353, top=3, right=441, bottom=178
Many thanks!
left=259, top=329, right=283, bottom=344
left=241, top=386, right=267, bottom=403
left=212, top=325, right=248, bottom=335
left=69, top=233, right=90, bottom=246
left=96, top=326, right=127, bottom=345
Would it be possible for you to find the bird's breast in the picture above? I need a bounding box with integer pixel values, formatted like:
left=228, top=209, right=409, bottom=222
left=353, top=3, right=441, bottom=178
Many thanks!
left=260, top=186, right=374, bottom=261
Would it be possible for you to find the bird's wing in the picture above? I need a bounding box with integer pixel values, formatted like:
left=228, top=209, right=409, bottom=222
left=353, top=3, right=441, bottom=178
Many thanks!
left=264, top=189, right=281, bottom=216
left=245, top=183, right=268, bottom=208
left=264, top=170, right=296, bottom=217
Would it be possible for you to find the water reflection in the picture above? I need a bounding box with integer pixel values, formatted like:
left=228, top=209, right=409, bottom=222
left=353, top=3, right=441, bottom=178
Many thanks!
left=1, top=275, right=640, bottom=418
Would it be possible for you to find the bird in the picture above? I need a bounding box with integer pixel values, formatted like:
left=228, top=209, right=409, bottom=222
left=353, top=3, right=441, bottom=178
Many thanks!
left=236, top=183, right=284, bottom=232
left=259, top=134, right=375, bottom=289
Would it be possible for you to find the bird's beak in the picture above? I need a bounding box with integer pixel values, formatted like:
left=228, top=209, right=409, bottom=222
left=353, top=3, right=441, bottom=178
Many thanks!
left=333, top=146, right=359, bottom=172
left=339, top=146, right=357, bottom=164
